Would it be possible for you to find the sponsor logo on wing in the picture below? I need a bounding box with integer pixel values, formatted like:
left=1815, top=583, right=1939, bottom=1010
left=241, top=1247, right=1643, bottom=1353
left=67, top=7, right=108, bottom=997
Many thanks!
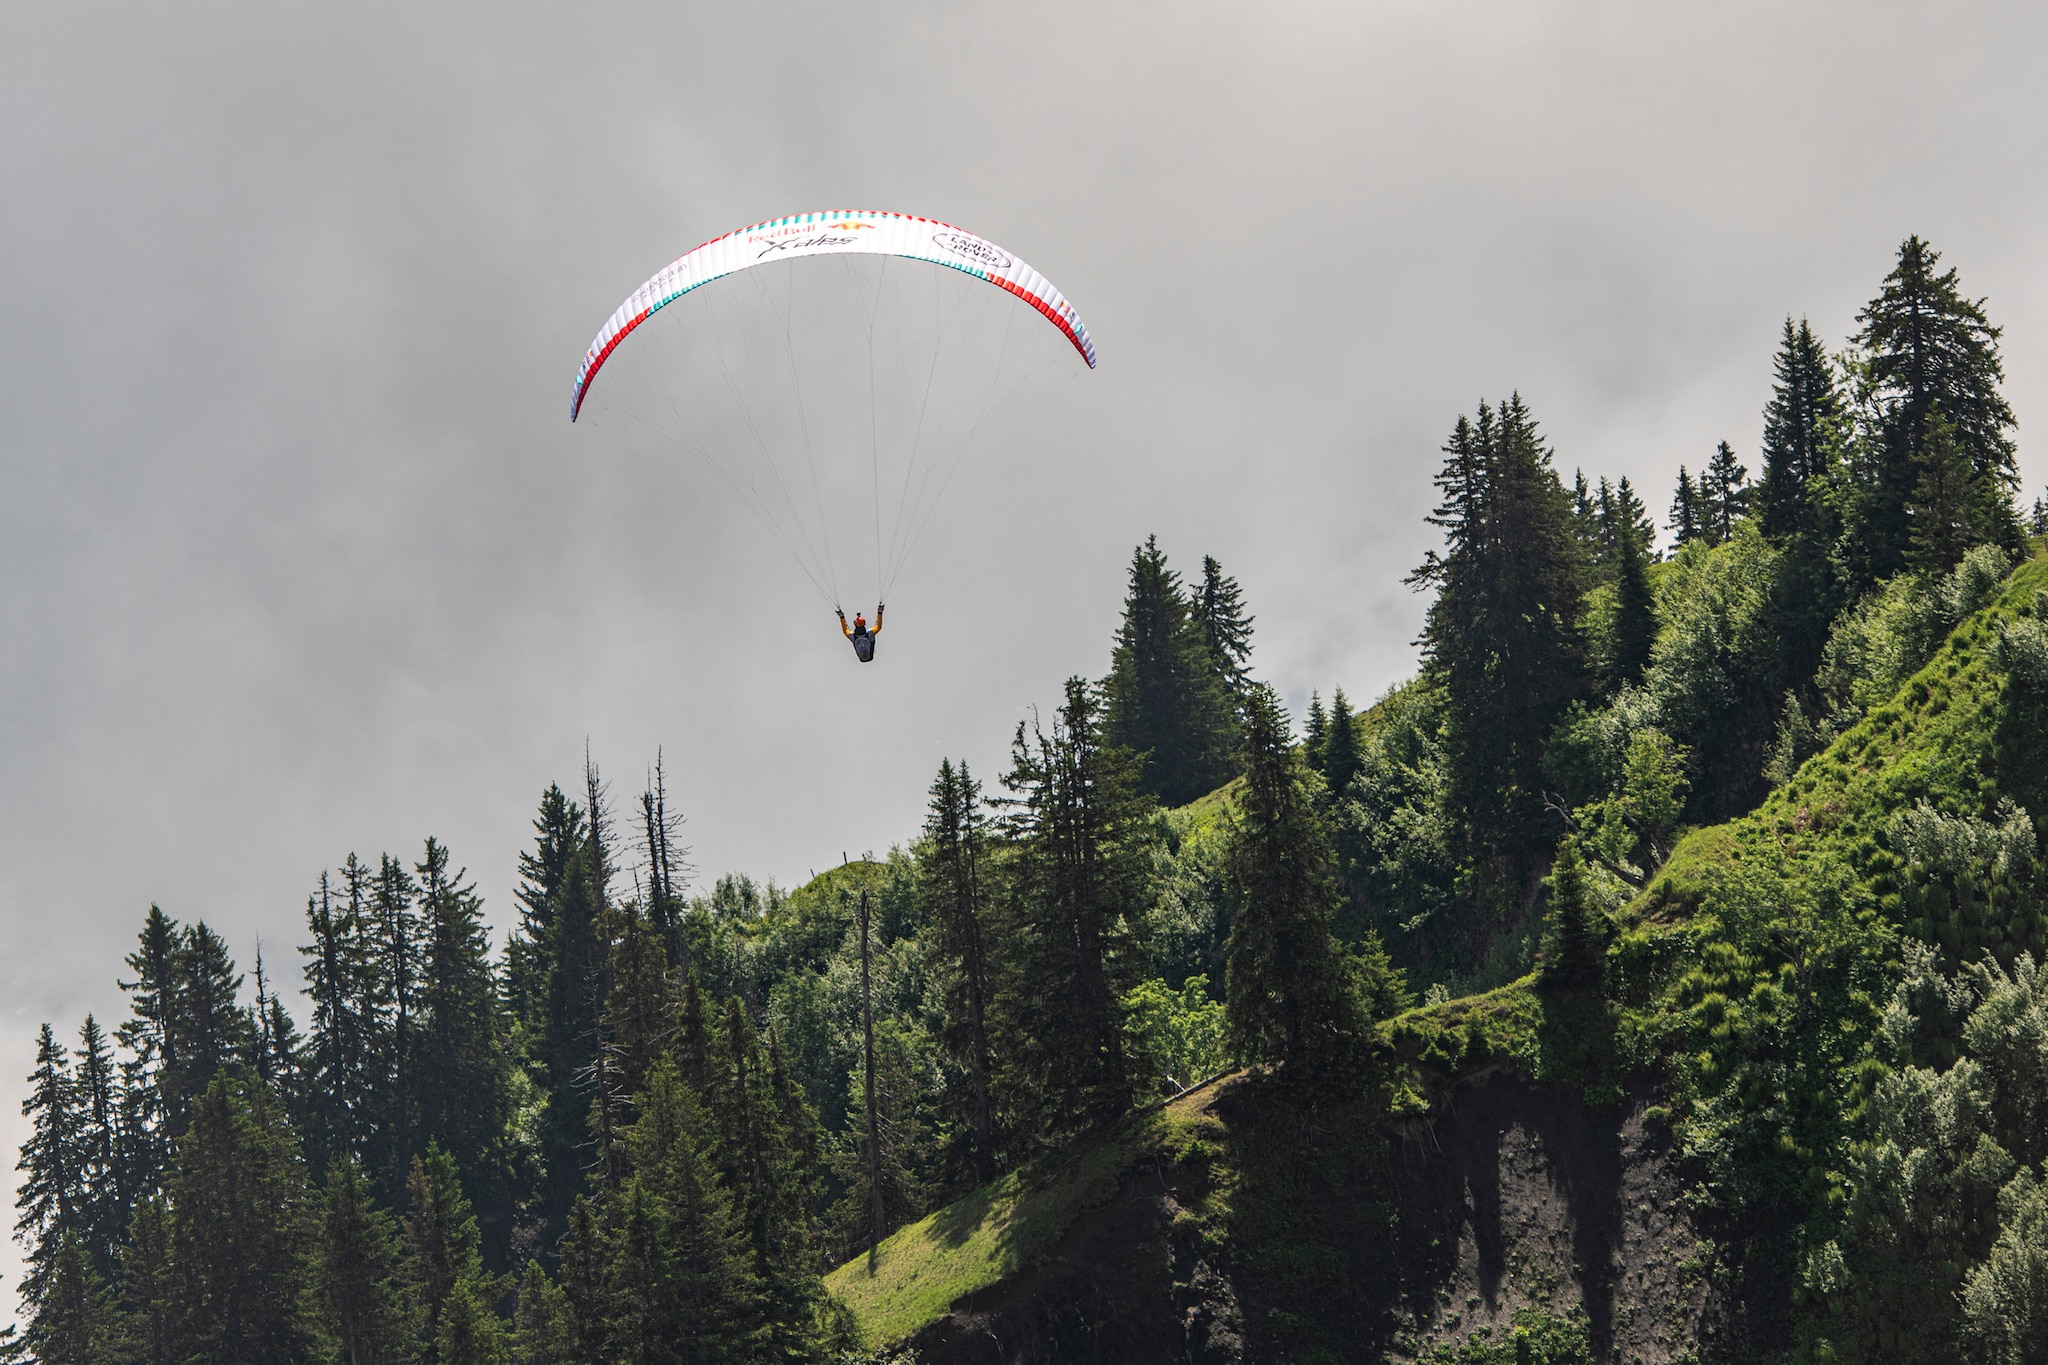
left=931, top=233, right=1013, bottom=270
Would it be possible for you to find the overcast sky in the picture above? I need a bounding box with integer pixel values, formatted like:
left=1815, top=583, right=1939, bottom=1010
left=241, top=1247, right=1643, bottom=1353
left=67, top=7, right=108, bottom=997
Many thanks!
left=5, top=0, right=2046, bottom=1310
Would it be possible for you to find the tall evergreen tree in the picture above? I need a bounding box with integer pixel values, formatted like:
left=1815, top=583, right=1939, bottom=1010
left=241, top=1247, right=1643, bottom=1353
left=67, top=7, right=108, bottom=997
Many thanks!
left=1668, top=466, right=1703, bottom=547
left=412, top=840, right=513, bottom=1265
left=14, top=1023, right=82, bottom=1318
left=167, top=1078, right=316, bottom=1363
left=303, top=866, right=377, bottom=1173
left=1103, top=536, right=1239, bottom=806
left=1302, top=692, right=1328, bottom=776
left=115, top=906, right=180, bottom=1177
left=1194, top=554, right=1256, bottom=700
left=368, top=853, right=422, bottom=1205
left=1223, top=686, right=1368, bottom=1090
left=507, top=785, right=587, bottom=1036
left=920, top=759, right=998, bottom=1182
left=637, top=753, right=691, bottom=975
left=318, top=1155, right=417, bottom=1365
left=1849, top=234, right=2022, bottom=580
left=1000, top=678, right=1153, bottom=1143
left=1602, top=479, right=1658, bottom=687
left=1409, top=396, right=1589, bottom=881
left=1700, top=441, right=1751, bottom=545
left=30, top=1233, right=124, bottom=1365
left=434, top=1277, right=510, bottom=1365
left=1538, top=837, right=1605, bottom=993
left=167, top=924, right=252, bottom=1121
left=1319, top=687, right=1360, bottom=801
left=406, top=1143, right=486, bottom=1358
left=1758, top=317, right=1843, bottom=541
left=1904, top=405, right=1996, bottom=575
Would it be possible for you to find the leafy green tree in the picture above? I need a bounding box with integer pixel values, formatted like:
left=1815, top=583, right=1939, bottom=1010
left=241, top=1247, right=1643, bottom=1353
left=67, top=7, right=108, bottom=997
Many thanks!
left=1410, top=396, right=1589, bottom=879
left=919, top=759, right=998, bottom=1181
left=167, top=1078, right=317, bottom=1363
left=1848, top=234, right=2022, bottom=582
left=1122, top=975, right=1231, bottom=1097
left=1000, top=678, right=1154, bottom=1142
left=1104, top=536, right=1240, bottom=805
left=1568, top=729, right=1689, bottom=889
left=1224, top=685, right=1367, bottom=1088
left=1962, top=1168, right=2048, bottom=1365
left=317, top=1156, right=416, bottom=1365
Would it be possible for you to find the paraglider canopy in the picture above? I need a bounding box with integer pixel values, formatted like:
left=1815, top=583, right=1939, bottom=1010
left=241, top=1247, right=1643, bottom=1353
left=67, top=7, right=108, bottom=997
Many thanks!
left=572, top=211, right=1096, bottom=421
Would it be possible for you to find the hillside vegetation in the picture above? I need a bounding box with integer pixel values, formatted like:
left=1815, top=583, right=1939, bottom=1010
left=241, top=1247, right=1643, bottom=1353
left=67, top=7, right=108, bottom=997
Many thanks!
left=12, top=233, right=2048, bottom=1365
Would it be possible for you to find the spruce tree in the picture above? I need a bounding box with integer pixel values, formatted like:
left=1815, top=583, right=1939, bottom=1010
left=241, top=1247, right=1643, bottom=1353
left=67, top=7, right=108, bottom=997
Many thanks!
left=1603, top=480, right=1657, bottom=687
left=1701, top=441, right=1750, bottom=545
left=553, top=1199, right=608, bottom=1365
left=405, top=1142, right=486, bottom=1354
left=1302, top=692, right=1327, bottom=775
left=1320, top=687, right=1360, bottom=800
left=167, top=924, right=252, bottom=1120
left=1668, top=467, right=1702, bottom=547
left=31, top=1233, right=125, bottom=1365
left=1103, top=536, right=1239, bottom=806
left=303, top=867, right=376, bottom=1172
left=166, top=1078, right=316, bottom=1363
left=413, top=839, right=513, bottom=1263
left=318, top=1155, right=417, bottom=1365
left=511, top=1261, right=574, bottom=1365
left=1538, top=837, right=1605, bottom=993
left=919, top=759, right=998, bottom=1182
left=14, top=1023, right=82, bottom=1317
left=68, top=1016, right=122, bottom=1278
left=434, top=1278, right=510, bottom=1365
left=1223, top=685, right=1365, bottom=1090
left=370, top=853, right=422, bottom=1203
left=604, top=909, right=676, bottom=1107
left=121, top=1196, right=174, bottom=1365
left=999, top=678, right=1153, bottom=1144
left=115, top=906, right=180, bottom=1172
left=1409, top=396, right=1589, bottom=879
left=1904, top=405, right=1993, bottom=575
left=1194, top=554, right=1256, bottom=700
left=1758, top=317, right=1842, bottom=541
left=637, top=753, right=691, bottom=975
left=1849, top=235, right=2022, bottom=580
left=508, top=785, right=587, bottom=1037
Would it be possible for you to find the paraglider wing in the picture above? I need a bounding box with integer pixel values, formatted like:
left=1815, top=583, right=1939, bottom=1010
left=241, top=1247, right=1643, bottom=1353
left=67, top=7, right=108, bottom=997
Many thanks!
left=570, top=211, right=1097, bottom=420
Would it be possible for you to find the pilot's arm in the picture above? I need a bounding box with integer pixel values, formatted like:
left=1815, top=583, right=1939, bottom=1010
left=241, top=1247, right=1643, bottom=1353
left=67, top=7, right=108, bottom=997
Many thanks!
left=871, top=604, right=884, bottom=636
left=837, top=609, right=852, bottom=640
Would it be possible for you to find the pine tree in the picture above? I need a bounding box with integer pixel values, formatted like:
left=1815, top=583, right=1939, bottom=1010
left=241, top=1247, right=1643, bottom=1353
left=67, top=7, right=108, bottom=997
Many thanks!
left=1701, top=441, right=1750, bottom=545
left=317, top=1155, right=416, bottom=1365
left=167, top=1078, right=317, bottom=1363
left=1603, top=479, right=1657, bottom=687
left=69, top=1016, right=122, bottom=1276
left=553, top=1199, right=608, bottom=1365
left=435, top=1277, right=510, bottom=1365
left=303, top=866, right=377, bottom=1172
left=1758, top=317, right=1843, bottom=541
left=31, top=1232, right=125, bottom=1365
left=1302, top=692, right=1327, bottom=776
left=1409, top=396, right=1589, bottom=879
left=370, top=853, right=422, bottom=1201
left=413, top=839, right=513, bottom=1264
left=1538, top=837, right=1605, bottom=992
left=999, top=678, right=1153, bottom=1144
left=1849, top=235, right=2022, bottom=581
left=406, top=1143, right=487, bottom=1355
left=1904, top=405, right=1993, bottom=575
left=511, top=1260, right=574, bottom=1365
left=919, top=759, right=998, bottom=1183
left=1103, top=536, right=1239, bottom=806
left=1320, top=687, right=1360, bottom=800
left=167, top=923, right=252, bottom=1121
left=1668, top=466, right=1702, bottom=547
left=508, top=785, right=588, bottom=1037
left=121, top=1197, right=174, bottom=1365
left=1194, top=554, right=1256, bottom=700
left=1224, top=685, right=1377, bottom=1096
left=14, top=1023, right=83, bottom=1317
left=116, top=906, right=181, bottom=1173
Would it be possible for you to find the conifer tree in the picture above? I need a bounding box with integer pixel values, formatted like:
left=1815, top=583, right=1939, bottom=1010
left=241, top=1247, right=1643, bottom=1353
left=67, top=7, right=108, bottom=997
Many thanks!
left=511, top=1261, right=574, bottom=1365
left=1758, top=317, right=1843, bottom=541
left=406, top=1142, right=487, bottom=1354
left=121, top=1196, right=173, bottom=1365
left=371, top=853, right=422, bottom=1201
left=434, top=1278, right=510, bottom=1365
left=14, top=1023, right=83, bottom=1317
left=1320, top=687, right=1360, bottom=801
left=1700, top=441, right=1750, bottom=545
left=303, top=866, right=377, bottom=1172
left=413, top=839, right=513, bottom=1261
left=166, top=1078, right=316, bottom=1363
left=318, top=1155, right=416, bottom=1365
left=168, top=924, right=252, bottom=1121
left=604, top=909, right=676, bottom=1107
left=1000, top=678, right=1153, bottom=1143
left=1668, top=466, right=1702, bottom=547
left=1302, top=692, right=1327, bottom=776
left=66, top=1015, right=123, bottom=1280
left=637, top=753, right=691, bottom=975
left=919, top=759, right=998, bottom=1182
left=1194, top=554, right=1256, bottom=700
left=1409, top=396, right=1589, bottom=878
left=1849, top=235, right=2022, bottom=580
left=1538, top=837, right=1605, bottom=992
left=1603, top=479, right=1657, bottom=687
left=1104, top=536, right=1239, bottom=806
left=507, top=785, right=587, bottom=1037
left=31, top=1232, right=125, bottom=1365
left=1904, top=405, right=1994, bottom=575
left=553, top=1199, right=608, bottom=1365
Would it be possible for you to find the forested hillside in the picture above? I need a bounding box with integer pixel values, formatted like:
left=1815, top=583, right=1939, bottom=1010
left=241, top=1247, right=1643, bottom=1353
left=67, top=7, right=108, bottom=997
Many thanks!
left=13, top=234, right=2048, bottom=1364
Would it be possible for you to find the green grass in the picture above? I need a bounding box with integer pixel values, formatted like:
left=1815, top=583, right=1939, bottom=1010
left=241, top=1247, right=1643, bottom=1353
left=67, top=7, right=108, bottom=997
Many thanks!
left=824, top=1081, right=1232, bottom=1347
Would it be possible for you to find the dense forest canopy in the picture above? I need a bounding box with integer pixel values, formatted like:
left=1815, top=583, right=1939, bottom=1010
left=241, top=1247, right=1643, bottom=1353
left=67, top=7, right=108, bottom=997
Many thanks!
left=11, top=234, right=2048, bottom=1364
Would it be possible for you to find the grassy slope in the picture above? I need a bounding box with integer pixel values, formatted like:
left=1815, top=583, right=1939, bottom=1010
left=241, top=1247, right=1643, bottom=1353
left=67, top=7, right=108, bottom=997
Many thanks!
left=825, top=548, right=2048, bottom=1348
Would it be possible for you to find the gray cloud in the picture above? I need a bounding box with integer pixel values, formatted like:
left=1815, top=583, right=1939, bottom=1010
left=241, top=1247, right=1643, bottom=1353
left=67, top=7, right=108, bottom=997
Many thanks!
left=4, top=0, right=2045, bottom=1309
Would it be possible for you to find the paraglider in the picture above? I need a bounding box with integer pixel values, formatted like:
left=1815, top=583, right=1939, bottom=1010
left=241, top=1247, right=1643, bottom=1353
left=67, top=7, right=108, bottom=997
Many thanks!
left=570, top=211, right=1096, bottom=659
